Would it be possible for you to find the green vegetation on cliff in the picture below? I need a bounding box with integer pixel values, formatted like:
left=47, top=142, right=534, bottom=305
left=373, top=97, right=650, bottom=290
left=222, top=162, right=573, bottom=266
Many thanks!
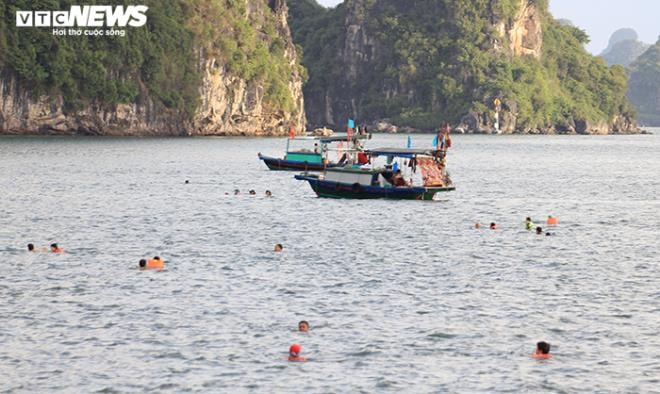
left=0, top=0, right=299, bottom=117
left=627, top=39, right=660, bottom=126
left=288, top=0, right=635, bottom=131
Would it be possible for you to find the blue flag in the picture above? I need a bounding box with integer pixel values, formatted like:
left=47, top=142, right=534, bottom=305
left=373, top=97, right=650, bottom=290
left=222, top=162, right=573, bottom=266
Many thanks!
left=393, top=162, right=399, bottom=172
left=432, top=135, right=438, bottom=147
left=347, top=119, right=355, bottom=129
left=407, top=135, right=412, bottom=149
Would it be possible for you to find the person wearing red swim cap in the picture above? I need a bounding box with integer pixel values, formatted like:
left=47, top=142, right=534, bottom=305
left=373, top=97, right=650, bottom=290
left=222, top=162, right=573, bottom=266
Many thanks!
left=288, top=343, right=307, bottom=362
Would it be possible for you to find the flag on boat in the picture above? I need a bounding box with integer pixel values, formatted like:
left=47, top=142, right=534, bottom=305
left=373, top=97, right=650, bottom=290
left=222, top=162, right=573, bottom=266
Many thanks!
left=347, top=118, right=354, bottom=141
left=289, top=126, right=295, bottom=139
left=407, top=135, right=412, bottom=149
left=432, top=135, right=438, bottom=147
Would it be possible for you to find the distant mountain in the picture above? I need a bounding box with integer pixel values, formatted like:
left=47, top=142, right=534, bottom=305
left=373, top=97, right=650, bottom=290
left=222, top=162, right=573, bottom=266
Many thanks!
left=556, top=19, right=574, bottom=27
left=600, top=28, right=650, bottom=67
left=628, top=38, right=660, bottom=126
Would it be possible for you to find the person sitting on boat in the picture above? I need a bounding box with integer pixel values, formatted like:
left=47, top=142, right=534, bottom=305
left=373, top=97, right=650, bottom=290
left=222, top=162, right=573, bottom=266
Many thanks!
left=314, top=143, right=320, bottom=154
left=337, top=153, right=348, bottom=166
left=357, top=152, right=369, bottom=165
left=392, top=170, right=408, bottom=187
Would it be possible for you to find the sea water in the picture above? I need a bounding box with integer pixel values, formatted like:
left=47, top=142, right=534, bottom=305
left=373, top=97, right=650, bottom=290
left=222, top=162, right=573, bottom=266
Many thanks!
left=0, top=131, right=659, bottom=392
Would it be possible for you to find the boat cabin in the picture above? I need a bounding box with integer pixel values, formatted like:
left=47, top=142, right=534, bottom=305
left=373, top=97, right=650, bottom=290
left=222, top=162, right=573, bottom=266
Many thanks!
left=284, top=134, right=369, bottom=164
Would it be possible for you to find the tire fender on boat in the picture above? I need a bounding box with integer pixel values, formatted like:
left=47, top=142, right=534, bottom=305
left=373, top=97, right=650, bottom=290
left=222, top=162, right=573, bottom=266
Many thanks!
left=352, top=183, right=362, bottom=193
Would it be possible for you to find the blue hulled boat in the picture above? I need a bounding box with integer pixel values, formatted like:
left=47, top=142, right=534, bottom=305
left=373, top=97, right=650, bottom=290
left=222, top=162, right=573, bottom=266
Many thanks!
left=294, top=147, right=455, bottom=200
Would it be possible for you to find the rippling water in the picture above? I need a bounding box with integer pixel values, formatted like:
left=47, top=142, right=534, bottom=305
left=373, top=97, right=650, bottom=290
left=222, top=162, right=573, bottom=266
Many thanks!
left=1, top=131, right=659, bottom=392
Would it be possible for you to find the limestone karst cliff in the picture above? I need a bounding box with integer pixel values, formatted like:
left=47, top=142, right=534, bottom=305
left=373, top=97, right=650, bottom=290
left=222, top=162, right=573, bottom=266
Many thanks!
left=288, top=0, right=638, bottom=134
left=627, top=38, right=660, bottom=126
left=600, top=28, right=650, bottom=67
left=0, top=0, right=305, bottom=135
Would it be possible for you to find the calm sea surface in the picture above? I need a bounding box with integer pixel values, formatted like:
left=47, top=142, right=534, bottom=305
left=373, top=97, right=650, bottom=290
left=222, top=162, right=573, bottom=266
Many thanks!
left=1, top=131, right=659, bottom=393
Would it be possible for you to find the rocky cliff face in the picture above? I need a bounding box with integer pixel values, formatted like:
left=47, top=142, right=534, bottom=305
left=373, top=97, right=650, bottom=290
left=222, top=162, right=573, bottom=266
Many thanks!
left=627, top=38, right=660, bottom=126
left=0, top=0, right=304, bottom=136
left=289, top=0, right=639, bottom=134
left=495, top=0, right=542, bottom=59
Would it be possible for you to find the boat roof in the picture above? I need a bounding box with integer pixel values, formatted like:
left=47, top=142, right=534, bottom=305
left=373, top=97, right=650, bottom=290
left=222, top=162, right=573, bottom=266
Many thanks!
left=325, top=166, right=380, bottom=174
left=366, top=147, right=444, bottom=158
left=292, top=134, right=369, bottom=143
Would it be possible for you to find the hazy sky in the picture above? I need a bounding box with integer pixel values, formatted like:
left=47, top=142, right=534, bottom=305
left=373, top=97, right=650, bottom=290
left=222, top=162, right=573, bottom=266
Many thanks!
left=314, top=0, right=660, bottom=54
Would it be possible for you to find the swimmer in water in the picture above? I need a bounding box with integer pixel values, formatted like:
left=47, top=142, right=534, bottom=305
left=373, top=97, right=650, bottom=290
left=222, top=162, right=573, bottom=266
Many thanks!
left=475, top=223, right=481, bottom=229
left=274, top=243, right=283, bottom=252
left=288, top=343, right=307, bottom=362
left=50, top=243, right=64, bottom=253
left=139, top=256, right=165, bottom=270
left=525, top=217, right=535, bottom=231
left=27, top=243, right=48, bottom=252
left=249, top=189, right=256, bottom=195
left=265, top=190, right=273, bottom=197
left=298, top=320, right=310, bottom=332
left=234, top=189, right=240, bottom=195
left=536, top=226, right=543, bottom=235
left=489, top=222, right=497, bottom=230
left=532, top=341, right=552, bottom=358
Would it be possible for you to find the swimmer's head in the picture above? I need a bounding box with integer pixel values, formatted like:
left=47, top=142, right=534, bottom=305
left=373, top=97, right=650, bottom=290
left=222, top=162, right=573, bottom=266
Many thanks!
left=139, top=259, right=147, bottom=268
left=50, top=243, right=58, bottom=250
left=249, top=189, right=256, bottom=195
left=28, top=243, right=34, bottom=251
left=289, top=343, right=302, bottom=356
left=265, top=190, right=272, bottom=197
left=526, top=217, right=532, bottom=222
left=536, top=226, right=543, bottom=234
left=536, top=341, right=550, bottom=354
left=153, top=256, right=161, bottom=261
left=234, top=189, right=240, bottom=195
left=274, top=243, right=283, bottom=252
left=489, top=222, right=496, bottom=229
left=298, top=320, right=310, bottom=332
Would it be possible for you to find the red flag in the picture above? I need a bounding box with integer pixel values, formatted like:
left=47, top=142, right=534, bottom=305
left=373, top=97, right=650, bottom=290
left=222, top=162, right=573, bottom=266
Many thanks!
left=289, top=126, right=295, bottom=139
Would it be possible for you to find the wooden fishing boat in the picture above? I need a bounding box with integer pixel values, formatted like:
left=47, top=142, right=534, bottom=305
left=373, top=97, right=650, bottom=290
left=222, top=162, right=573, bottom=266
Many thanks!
left=294, top=147, right=455, bottom=200
left=258, top=134, right=369, bottom=171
